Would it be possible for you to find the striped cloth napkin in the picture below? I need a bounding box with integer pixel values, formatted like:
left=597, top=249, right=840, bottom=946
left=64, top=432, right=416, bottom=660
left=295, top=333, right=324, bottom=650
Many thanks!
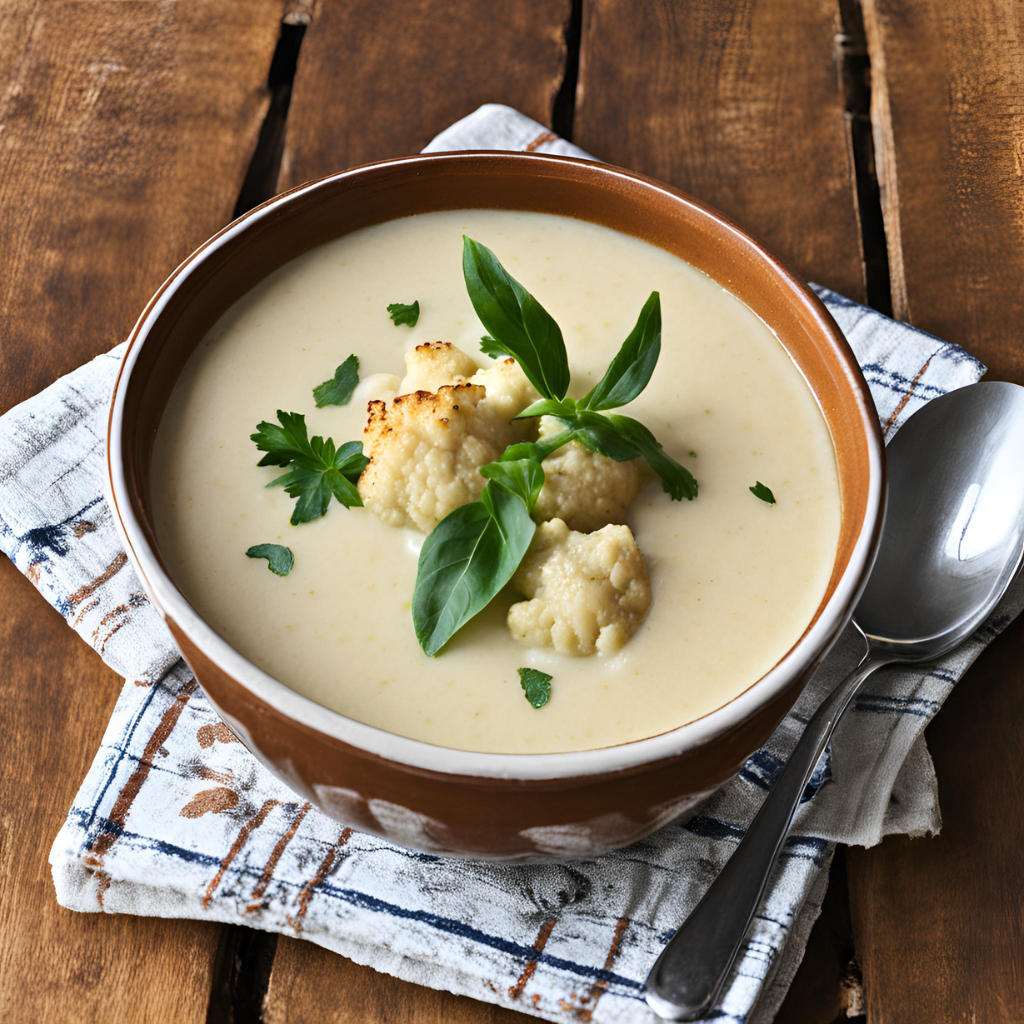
left=2, top=105, right=1018, bottom=1024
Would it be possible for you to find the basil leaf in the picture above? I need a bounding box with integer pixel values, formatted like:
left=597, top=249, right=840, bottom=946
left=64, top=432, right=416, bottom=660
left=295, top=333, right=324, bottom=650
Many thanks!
left=550, top=408, right=647, bottom=462
left=245, top=544, right=294, bottom=577
left=480, top=335, right=505, bottom=358
left=518, top=667, right=552, bottom=709
left=313, top=354, right=360, bottom=408
left=413, top=482, right=536, bottom=656
left=387, top=301, right=420, bottom=327
left=462, top=236, right=570, bottom=400
left=515, top=396, right=577, bottom=420
left=535, top=407, right=697, bottom=502
left=580, top=292, right=662, bottom=411
left=602, top=413, right=698, bottom=501
left=480, top=458, right=545, bottom=512
left=500, top=430, right=577, bottom=465
left=750, top=481, right=777, bottom=505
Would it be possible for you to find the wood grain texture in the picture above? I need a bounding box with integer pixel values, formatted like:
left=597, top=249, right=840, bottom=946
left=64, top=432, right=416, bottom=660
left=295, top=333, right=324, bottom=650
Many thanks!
left=0, top=563, right=223, bottom=1023
left=848, top=3, right=1024, bottom=1019
left=278, top=0, right=572, bottom=188
left=574, top=0, right=868, bottom=303
left=848, top=616, right=1024, bottom=1023
left=265, top=938, right=531, bottom=1023
left=265, top=4, right=571, bottom=1018
left=0, top=1, right=285, bottom=1020
left=0, top=0, right=283, bottom=405
left=861, top=0, right=1024, bottom=383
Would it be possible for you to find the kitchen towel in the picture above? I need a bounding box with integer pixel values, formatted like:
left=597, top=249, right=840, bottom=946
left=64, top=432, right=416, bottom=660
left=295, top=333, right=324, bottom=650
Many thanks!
left=2, top=104, right=1017, bottom=1024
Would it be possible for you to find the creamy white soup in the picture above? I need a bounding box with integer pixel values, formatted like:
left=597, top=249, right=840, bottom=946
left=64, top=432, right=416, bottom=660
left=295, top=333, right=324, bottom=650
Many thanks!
left=152, top=210, right=841, bottom=754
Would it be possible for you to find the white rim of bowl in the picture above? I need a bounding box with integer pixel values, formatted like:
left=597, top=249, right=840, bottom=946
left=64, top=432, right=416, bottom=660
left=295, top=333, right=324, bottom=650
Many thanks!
left=107, top=152, right=885, bottom=782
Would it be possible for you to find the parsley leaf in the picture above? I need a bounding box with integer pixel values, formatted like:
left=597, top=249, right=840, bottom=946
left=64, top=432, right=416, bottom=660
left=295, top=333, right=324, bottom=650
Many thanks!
left=462, top=236, right=570, bottom=400
left=252, top=411, right=368, bottom=525
left=579, top=292, right=662, bottom=411
left=313, top=354, right=360, bottom=407
left=750, top=481, right=776, bottom=505
left=413, top=481, right=536, bottom=656
left=245, top=544, right=294, bottom=576
left=518, top=667, right=552, bottom=709
left=480, top=335, right=505, bottom=358
left=387, top=300, right=420, bottom=327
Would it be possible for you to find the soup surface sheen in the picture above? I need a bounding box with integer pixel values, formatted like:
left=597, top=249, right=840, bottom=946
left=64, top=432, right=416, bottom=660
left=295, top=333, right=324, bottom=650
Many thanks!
left=153, top=210, right=841, bottom=754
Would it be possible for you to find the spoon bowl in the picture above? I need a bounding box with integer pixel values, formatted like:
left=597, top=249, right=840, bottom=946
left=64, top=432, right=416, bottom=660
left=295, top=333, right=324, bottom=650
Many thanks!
left=857, top=381, right=1024, bottom=658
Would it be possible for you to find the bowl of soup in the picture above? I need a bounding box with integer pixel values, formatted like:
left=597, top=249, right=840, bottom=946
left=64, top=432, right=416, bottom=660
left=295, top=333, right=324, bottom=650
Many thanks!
left=108, top=152, right=884, bottom=860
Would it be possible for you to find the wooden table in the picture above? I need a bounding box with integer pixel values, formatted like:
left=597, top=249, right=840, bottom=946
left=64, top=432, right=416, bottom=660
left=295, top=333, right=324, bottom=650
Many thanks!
left=2, top=2, right=1023, bottom=1020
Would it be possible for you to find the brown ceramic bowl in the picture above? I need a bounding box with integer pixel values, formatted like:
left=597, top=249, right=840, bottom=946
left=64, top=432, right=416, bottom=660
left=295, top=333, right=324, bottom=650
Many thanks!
left=108, top=152, right=884, bottom=861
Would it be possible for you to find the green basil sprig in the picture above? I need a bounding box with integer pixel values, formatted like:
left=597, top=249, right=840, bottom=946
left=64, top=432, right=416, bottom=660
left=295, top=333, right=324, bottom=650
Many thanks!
left=412, top=238, right=698, bottom=656
left=412, top=464, right=543, bottom=657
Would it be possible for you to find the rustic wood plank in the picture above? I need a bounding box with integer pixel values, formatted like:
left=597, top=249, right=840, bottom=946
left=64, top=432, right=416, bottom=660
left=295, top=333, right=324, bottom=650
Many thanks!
left=0, top=563, right=224, bottom=1023
left=861, top=0, right=1024, bottom=383
left=847, top=3, right=1024, bottom=1018
left=574, top=0, right=868, bottom=303
left=0, top=1, right=286, bottom=1020
left=265, top=938, right=531, bottom=1024
left=267, top=4, right=571, bottom=1017
left=576, top=3, right=868, bottom=1017
left=278, top=0, right=573, bottom=187
left=848, top=617, right=1024, bottom=1023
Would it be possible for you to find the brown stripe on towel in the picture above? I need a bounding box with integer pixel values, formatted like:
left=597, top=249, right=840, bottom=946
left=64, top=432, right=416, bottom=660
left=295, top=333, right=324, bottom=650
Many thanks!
left=66, top=551, right=127, bottom=606
left=288, top=827, right=354, bottom=933
left=203, top=799, right=280, bottom=909
left=246, top=802, right=312, bottom=913
left=82, top=676, right=200, bottom=905
left=525, top=130, right=558, bottom=151
left=508, top=917, right=558, bottom=999
left=571, top=915, right=630, bottom=1021
left=883, top=353, right=936, bottom=437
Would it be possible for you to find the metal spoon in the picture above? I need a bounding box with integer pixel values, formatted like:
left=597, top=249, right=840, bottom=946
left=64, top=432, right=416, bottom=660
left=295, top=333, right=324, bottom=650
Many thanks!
left=645, top=381, right=1024, bottom=1021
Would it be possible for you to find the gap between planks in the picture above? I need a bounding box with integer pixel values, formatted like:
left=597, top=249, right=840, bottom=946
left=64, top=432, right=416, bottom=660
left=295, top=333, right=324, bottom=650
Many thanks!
left=837, top=0, right=893, bottom=316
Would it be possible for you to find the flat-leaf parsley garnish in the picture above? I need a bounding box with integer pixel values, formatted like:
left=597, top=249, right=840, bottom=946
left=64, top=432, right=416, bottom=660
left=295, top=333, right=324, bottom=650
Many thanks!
left=479, top=335, right=505, bottom=358
left=313, top=354, right=359, bottom=407
left=245, top=544, right=294, bottom=576
left=387, top=300, right=420, bottom=327
left=410, top=239, right=699, bottom=656
left=518, top=667, right=552, bottom=709
left=252, top=411, right=368, bottom=525
left=750, top=481, right=776, bottom=505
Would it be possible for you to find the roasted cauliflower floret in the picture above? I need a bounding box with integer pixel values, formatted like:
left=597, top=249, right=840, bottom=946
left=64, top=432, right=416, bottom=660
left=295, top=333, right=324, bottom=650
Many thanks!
left=468, top=357, right=540, bottom=421
left=507, top=518, right=651, bottom=656
left=399, top=341, right=481, bottom=394
left=358, top=384, right=517, bottom=532
left=532, top=417, right=651, bottom=532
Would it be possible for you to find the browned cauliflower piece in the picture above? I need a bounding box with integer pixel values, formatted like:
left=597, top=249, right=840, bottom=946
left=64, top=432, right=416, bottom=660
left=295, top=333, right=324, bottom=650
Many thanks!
left=399, top=341, right=481, bottom=394
left=357, top=384, right=517, bottom=532
left=532, top=418, right=651, bottom=532
left=507, top=518, right=652, bottom=656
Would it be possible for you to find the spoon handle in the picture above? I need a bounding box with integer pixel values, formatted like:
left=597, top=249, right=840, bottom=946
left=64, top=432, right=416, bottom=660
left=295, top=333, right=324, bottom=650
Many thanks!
left=644, top=651, right=888, bottom=1021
